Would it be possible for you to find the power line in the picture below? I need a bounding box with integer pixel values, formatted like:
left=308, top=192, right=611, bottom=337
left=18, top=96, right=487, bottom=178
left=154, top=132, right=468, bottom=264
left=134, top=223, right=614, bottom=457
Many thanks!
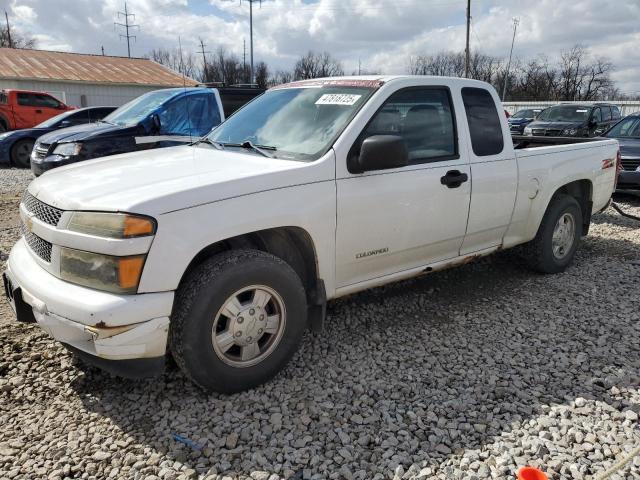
left=115, top=2, right=139, bottom=58
left=502, top=17, right=519, bottom=101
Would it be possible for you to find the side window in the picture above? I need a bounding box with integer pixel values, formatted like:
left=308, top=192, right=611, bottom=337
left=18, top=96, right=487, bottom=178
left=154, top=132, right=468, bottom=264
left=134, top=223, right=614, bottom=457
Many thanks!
left=602, top=106, right=612, bottom=122
left=187, top=94, right=222, bottom=136
left=17, top=93, right=36, bottom=107
left=358, top=87, right=457, bottom=164
left=461, top=87, right=504, bottom=156
left=591, top=107, right=602, bottom=123
left=611, top=106, right=621, bottom=120
left=34, top=94, right=61, bottom=109
left=64, top=110, right=90, bottom=125
left=92, top=108, right=116, bottom=121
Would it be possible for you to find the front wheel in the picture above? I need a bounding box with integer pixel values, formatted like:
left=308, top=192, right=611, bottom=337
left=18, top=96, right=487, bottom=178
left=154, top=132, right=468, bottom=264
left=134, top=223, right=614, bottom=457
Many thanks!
left=170, top=250, right=308, bottom=393
left=10, top=138, right=35, bottom=168
left=522, top=194, right=582, bottom=274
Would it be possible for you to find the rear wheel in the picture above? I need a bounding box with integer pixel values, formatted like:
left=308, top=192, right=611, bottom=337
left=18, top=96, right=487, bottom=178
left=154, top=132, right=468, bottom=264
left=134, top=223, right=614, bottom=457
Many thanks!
left=522, top=194, right=582, bottom=274
left=170, top=249, right=307, bottom=393
left=10, top=138, right=35, bottom=168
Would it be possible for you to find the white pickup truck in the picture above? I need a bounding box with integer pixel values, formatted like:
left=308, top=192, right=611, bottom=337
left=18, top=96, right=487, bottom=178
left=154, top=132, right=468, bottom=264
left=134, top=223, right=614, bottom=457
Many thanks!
left=3, top=76, right=619, bottom=393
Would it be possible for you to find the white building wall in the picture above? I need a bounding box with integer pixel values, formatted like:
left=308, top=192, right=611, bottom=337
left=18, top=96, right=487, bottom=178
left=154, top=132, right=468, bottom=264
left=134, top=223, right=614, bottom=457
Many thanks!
left=0, top=79, right=171, bottom=107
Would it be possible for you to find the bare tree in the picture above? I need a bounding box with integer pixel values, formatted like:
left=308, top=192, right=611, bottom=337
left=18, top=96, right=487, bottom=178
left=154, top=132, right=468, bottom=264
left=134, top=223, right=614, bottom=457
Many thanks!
left=0, top=25, right=36, bottom=48
left=270, top=70, right=293, bottom=86
left=254, top=61, right=269, bottom=88
left=148, top=48, right=198, bottom=79
left=293, top=51, right=343, bottom=80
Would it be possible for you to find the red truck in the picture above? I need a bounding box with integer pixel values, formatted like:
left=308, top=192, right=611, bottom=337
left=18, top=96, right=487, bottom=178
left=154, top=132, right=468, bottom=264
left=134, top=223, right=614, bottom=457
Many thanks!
left=0, top=89, right=74, bottom=132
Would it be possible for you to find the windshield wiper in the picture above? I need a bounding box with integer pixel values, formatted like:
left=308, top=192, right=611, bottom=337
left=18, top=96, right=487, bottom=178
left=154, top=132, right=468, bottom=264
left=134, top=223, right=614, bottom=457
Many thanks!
left=193, top=137, right=225, bottom=149
left=239, top=140, right=276, bottom=158
left=98, top=119, right=117, bottom=126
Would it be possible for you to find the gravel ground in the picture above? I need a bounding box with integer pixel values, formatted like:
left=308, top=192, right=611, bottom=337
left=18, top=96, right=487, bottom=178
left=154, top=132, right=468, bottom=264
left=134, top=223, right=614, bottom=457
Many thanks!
left=0, top=166, right=639, bottom=480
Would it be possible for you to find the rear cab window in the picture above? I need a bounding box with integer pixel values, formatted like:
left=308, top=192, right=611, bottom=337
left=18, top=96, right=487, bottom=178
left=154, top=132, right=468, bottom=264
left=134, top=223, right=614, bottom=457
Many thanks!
left=461, top=87, right=504, bottom=156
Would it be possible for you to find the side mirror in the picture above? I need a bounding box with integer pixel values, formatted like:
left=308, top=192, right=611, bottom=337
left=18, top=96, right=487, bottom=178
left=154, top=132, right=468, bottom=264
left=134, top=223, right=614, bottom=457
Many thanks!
left=349, top=135, right=409, bottom=174
left=150, top=114, right=161, bottom=132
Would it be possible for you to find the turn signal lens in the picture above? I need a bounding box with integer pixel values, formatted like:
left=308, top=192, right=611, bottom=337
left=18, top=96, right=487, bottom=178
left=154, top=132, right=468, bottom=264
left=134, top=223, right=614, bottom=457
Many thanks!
left=68, top=212, right=156, bottom=239
left=118, top=256, right=145, bottom=290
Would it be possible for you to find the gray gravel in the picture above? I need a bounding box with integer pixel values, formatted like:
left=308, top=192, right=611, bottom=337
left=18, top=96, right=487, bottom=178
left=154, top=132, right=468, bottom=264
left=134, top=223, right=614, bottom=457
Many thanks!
left=0, top=168, right=639, bottom=480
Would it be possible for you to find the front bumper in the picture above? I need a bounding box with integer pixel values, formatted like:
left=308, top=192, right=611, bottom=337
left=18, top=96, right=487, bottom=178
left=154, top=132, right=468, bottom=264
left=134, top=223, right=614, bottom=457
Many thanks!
left=30, top=155, right=77, bottom=176
left=4, top=239, right=174, bottom=377
left=617, top=171, right=640, bottom=191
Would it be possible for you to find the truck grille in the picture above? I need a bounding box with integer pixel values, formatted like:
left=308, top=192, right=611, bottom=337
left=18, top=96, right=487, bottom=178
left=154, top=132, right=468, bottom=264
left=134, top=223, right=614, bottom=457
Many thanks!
left=620, top=157, right=640, bottom=171
left=22, top=192, right=63, bottom=227
left=21, top=224, right=52, bottom=263
left=532, top=128, right=562, bottom=136
left=32, top=143, right=51, bottom=161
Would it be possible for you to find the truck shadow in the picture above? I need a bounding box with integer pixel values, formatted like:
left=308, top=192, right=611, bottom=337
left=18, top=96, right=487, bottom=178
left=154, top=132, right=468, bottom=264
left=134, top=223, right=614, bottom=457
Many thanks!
left=65, top=236, right=640, bottom=478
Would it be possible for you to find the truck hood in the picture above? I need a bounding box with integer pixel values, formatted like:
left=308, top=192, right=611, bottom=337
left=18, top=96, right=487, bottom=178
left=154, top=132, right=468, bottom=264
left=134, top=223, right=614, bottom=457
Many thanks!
left=615, top=138, right=640, bottom=159
left=27, top=145, right=331, bottom=215
left=37, top=122, right=130, bottom=144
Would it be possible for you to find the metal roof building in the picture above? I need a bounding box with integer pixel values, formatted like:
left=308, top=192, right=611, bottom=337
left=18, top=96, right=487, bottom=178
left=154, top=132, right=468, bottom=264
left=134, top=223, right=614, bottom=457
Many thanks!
left=0, top=48, right=197, bottom=107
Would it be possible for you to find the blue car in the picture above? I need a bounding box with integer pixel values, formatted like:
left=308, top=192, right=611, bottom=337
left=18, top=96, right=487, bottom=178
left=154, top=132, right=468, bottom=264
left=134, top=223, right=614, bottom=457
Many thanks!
left=508, top=108, right=544, bottom=135
left=0, top=106, right=116, bottom=168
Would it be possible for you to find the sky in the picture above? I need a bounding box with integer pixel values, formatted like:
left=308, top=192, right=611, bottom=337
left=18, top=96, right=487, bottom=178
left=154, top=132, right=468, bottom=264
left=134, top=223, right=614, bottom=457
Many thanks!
left=3, top=0, right=640, bottom=94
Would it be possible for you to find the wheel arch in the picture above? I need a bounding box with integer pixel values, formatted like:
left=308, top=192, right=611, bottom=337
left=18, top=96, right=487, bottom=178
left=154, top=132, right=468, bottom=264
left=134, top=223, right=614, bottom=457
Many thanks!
left=551, top=179, right=593, bottom=235
left=177, top=226, right=326, bottom=331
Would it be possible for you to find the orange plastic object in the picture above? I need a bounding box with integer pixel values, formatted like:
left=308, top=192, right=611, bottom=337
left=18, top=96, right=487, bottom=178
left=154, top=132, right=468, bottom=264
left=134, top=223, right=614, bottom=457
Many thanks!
left=518, top=467, right=548, bottom=480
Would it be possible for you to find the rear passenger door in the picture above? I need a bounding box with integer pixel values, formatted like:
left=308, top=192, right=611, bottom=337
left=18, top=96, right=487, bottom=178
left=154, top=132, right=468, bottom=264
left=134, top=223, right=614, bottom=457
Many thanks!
left=14, top=93, right=40, bottom=128
left=335, top=86, right=471, bottom=288
left=459, top=87, right=518, bottom=255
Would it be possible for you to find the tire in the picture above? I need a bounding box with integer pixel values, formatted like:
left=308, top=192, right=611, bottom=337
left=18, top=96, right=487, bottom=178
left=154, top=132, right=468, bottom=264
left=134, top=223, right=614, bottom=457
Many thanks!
left=522, top=194, right=582, bottom=274
left=10, top=138, right=35, bottom=168
left=170, top=249, right=308, bottom=393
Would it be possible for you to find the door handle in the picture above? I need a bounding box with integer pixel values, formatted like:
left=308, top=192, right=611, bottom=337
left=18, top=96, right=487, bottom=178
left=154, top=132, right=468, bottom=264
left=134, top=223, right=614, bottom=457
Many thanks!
left=35, top=109, right=42, bottom=113
left=440, top=170, right=468, bottom=188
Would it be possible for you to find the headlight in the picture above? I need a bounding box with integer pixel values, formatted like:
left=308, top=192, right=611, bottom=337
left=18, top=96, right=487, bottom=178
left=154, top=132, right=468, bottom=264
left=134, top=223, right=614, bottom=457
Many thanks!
left=60, top=247, right=145, bottom=294
left=524, top=127, right=533, bottom=136
left=562, top=128, right=578, bottom=136
left=67, top=212, right=156, bottom=238
left=52, top=142, right=82, bottom=157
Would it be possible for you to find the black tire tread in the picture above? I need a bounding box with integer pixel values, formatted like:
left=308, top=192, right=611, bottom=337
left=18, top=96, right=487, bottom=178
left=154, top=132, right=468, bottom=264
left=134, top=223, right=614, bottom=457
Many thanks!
left=10, top=138, right=35, bottom=168
left=170, top=249, right=306, bottom=391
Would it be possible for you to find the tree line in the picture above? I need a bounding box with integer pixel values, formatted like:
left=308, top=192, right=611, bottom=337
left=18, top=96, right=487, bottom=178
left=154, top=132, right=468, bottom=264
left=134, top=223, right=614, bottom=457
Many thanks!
left=409, top=45, right=635, bottom=101
left=2, top=22, right=637, bottom=100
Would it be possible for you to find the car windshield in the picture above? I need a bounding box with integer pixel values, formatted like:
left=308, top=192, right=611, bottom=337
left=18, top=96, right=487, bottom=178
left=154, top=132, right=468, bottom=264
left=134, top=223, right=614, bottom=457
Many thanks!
left=35, top=109, right=78, bottom=128
left=606, top=116, right=640, bottom=138
left=103, top=89, right=178, bottom=127
left=537, top=106, right=590, bottom=122
left=207, top=86, right=374, bottom=161
left=512, top=109, right=533, bottom=119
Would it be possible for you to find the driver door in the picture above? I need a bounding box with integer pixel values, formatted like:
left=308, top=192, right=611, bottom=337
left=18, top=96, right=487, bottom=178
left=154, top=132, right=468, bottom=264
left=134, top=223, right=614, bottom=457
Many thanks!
left=335, top=86, right=471, bottom=289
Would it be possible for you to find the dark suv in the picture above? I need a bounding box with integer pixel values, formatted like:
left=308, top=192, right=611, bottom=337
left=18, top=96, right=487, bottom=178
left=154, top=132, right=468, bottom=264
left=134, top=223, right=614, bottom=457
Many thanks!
left=523, top=103, right=621, bottom=138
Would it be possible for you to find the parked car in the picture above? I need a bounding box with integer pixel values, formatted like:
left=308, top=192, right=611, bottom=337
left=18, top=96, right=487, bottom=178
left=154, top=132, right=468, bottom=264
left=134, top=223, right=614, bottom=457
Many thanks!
left=4, top=76, right=618, bottom=393
left=508, top=108, right=544, bottom=135
left=0, top=89, right=75, bottom=132
left=524, top=103, right=621, bottom=137
left=0, top=106, right=116, bottom=168
left=31, top=86, right=264, bottom=176
left=603, top=113, right=640, bottom=190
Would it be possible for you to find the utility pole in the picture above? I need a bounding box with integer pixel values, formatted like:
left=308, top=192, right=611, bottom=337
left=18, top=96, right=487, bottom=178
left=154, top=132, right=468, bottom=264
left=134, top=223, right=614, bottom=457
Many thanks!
left=464, top=0, right=471, bottom=78
left=115, top=2, right=139, bottom=58
left=101, top=46, right=105, bottom=56
left=4, top=11, right=13, bottom=48
left=240, top=0, right=261, bottom=84
left=243, top=38, right=247, bottom=82
left=502, top=17, right=519, bottom=101
left=197, top=37, right=210, bottom=79
left=358, top=59, right=361, bottom=75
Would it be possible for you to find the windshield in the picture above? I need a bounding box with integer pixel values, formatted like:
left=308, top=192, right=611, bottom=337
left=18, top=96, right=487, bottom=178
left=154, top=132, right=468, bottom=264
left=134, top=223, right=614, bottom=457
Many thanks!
left=103, top=89, right=178, bottom=127
left=207, top=86, right=374, bottom=161
left=35, top=109, right=78, bottom=128
left=512, top=109, right=533, bottom=119
left=606, top=116, right=640, bottom=138
left=537, top=106, right=590, bottom=122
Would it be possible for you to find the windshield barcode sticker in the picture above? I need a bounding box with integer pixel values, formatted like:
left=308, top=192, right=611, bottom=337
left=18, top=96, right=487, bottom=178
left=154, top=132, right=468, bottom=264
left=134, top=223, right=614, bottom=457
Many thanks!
left=315, top=94, right=362, bottom=106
